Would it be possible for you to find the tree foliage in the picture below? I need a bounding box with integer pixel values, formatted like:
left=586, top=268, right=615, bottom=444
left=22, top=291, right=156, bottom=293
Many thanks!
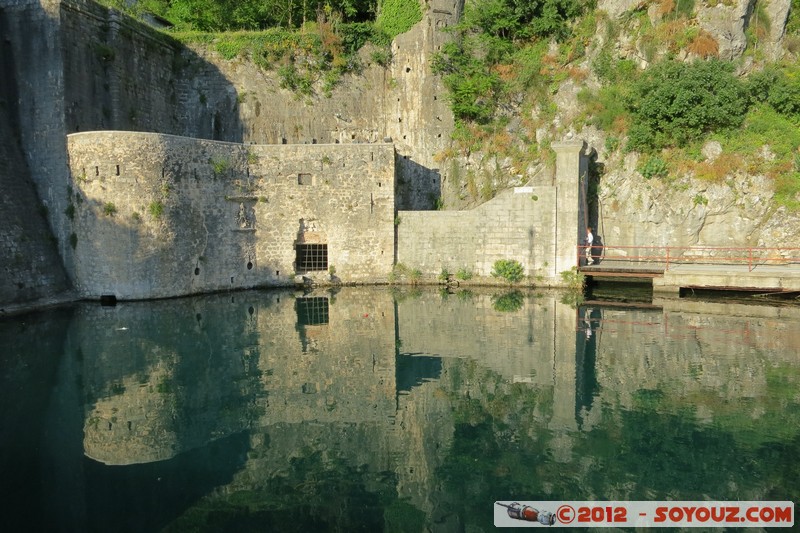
left=375, top=0, right=422, bottom=41
left=748, top=66, right=800, bottom=121
left=106, top=0, right=379, bottom=31
left=625, top=60, right=749, bottom=152
left=432, top=0, right=589, bottom=124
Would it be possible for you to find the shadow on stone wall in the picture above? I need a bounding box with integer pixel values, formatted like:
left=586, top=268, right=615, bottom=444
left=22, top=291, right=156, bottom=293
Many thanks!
left=0, top=0, right=251, bottom=308
left=0, top=6, right=71, bottom=306
left=61, top=0, right=244, bottom=143
left=395, top=154, right=441, bottom=211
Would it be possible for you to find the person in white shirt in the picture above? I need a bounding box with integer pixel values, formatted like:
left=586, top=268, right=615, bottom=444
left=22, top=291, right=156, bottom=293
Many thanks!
left=585, top=227, right=594, bottom=265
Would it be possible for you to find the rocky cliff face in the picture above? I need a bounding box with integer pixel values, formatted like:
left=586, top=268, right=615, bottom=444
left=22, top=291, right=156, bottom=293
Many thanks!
left=438, top=0, right=800, bottom=250
left=584, top=0, right=800, bottom=250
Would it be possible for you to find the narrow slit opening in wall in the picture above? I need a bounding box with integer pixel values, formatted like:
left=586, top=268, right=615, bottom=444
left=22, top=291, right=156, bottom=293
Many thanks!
left=295, top=243, right=328, bottom=273
left=115, top=165, right=120, bottom=176
left=95, top=166, right=99, bottom=176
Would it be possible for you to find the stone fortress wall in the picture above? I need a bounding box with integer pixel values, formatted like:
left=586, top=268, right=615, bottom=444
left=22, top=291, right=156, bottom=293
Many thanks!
left=398, top=140, right=589, bottom=281
left=1, top=0, right=588, bottom=305
left=66, top=132, right=395, bottom=299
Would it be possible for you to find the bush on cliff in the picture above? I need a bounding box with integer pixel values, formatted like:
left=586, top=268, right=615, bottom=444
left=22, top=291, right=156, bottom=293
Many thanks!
left=625, top=60, right=748, bottom=152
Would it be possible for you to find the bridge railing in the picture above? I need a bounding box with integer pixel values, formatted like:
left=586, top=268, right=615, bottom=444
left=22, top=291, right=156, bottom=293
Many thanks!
left=577, top=244, right=800, bottom=272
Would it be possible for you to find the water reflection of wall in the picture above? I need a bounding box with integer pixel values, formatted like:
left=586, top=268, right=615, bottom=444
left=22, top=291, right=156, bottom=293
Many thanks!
left=258, top=288, right=396, bottom=424
left=395, top=289, right=577, bottom=426
left=56, top=287, right=800, bottom=527
left=73, top=294, right=270, bottom=465
left=74, top=287, right=399, bottom=466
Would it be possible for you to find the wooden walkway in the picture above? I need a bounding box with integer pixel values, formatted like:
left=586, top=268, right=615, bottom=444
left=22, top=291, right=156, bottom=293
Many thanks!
left=580, top=260, right=664, bottom=279
left=578, top=250, right=800, bottom=295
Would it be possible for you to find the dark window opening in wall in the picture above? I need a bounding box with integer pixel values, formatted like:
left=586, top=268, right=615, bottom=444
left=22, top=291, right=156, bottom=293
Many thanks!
left=296, top=296, right=329, bottom=326
left=298, top=173, right=313, bottom=185
left=115, top=165, right=120, bottom=176
left=247, top=261, right=253, bottom=270
left=194, top=267, right=200, bottom=275
left=296, top=243, right=328, bottom=273
left=95, top=166, right=99, bottom=176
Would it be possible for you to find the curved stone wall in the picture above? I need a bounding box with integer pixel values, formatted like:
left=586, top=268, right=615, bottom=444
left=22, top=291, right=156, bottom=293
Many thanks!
left=66, top=131, right=395, bottom=299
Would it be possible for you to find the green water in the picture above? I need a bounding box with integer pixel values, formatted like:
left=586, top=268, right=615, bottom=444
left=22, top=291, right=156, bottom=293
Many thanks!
left=1, top=287, right=798, bottom=531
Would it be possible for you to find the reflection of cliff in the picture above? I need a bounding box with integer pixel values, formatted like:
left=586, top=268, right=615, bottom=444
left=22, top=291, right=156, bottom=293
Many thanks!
left=592, top=301, right=800, bottom=414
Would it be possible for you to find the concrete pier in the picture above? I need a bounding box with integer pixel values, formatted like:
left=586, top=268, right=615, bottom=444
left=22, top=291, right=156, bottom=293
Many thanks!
left=583, top=261, right=800, bottom=295
left=654, top=264, right=800, bottom=295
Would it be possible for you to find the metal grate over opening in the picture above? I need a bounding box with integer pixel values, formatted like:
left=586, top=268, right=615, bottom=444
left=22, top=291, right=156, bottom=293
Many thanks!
left=296, top=243, right=328, bottom=272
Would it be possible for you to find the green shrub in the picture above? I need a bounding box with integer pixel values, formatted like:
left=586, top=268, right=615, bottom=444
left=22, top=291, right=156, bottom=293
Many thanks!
left=375, top=0, right=422, bottom=40
left=491, top=290, right=524, bottom=312
left=626, top=60, right=749, bottom=152
left=491, top=259, right=525, bottom=284
left=456, top=267, right=473, bottom=281
left=438, top=267, right=451, bottom=281
left=149, top=201, right=165, bottom=219
left=774, top=172, right=800, bottom=210
left=638, top=155, right=669, bottom=180
left=209, top=157, right=229, bottom=176
left=560, top=266, right=585, bottom=291
left=103, top=202, right=117, bottom=216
